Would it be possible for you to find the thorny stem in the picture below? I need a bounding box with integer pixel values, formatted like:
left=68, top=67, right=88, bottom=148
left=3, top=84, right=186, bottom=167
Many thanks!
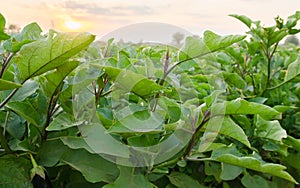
left=95, top=78, right=108, bottom=105
left=261, top=42, right=279, bottom=96
left=0, top=53, right=15, bottom=79
left=42, top=95, right=58, bottom=140
left=151, top=50, right=169, bottom=112
left=165, top=50, right=215, bottom=77
left=183, top=110, right=211, bottom=158
left=0, top=88, right=20, bottom=109
left=0, top=53, right=16, bottom=153
left=0, top=110, right=12, bottom=154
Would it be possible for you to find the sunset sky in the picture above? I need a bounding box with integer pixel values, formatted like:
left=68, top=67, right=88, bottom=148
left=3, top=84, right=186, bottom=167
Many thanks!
left=1, top=0, right=300, bottom=42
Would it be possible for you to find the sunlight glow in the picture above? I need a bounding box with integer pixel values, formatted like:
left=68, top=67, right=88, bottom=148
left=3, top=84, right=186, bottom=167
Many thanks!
left=64, top=21, right=82, bottom=31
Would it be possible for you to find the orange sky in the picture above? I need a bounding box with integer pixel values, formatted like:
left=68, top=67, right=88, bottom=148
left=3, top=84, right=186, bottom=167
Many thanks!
left=1, top=0, right=300, bottom=39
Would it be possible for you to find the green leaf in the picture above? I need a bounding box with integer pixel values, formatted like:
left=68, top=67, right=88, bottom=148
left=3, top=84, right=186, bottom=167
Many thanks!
left=127, top=134, right=160, bottom=147
left=0, top=111, right=25, bottom=139
left=204, top=31, right=246, bottom=52
left=46, top=113, right=82, bottom=131
left=0, top=13, right=10, bottom=41
left=283, top=135, right=300, bottom=152
left=4, top=22, right=42, bottom=52
left=6, top=101, right=41, bottom=126
left=168, top=172, right=207, bottom=188
left=282, top=153, right=300, bottom=171
left=255, top=115, right=287, bottom=142
left=118, top=50, right=131, bottom=68
left=0, top=79, right=21, bottom=91
left=158, top=96, right=181, bottom=123
left=11, top=80, right=38, bottom=101
left=104, top=67, right=163, bottom=97
left=41, top=61, right=79, bottom=98
left=37, top=139, right=70, bottom=167
left=0, top=155, right=33, bottom=188
left=179, top=31, right=245, bottom=61
left=179, top=36, right=209, bottom=60
left=268, top=29, right=288, bottom=46
left=205, top=166, right=224, bottom=185
left=13, top=31, right=95, bottom=82
left=222, top=72, right=246, bottom=89
left=286, top=11, right=300, bottom=28
left=213, top=153, right=297, bottom=183
left=61, top=149, right=119, bottom=183
left=214, top=98, right=280, bottom=120
left=220, top=163, right=243, bottom=181
left=241, top=173, right=276, bottom=188
left=285, top=59, right=300, bottom=81
left=60, top=136, right=94, bottom=153
left=103, top=166, right=152, bottom=188
left=229, top=14, right=253, bottom=28
left=218, top=117, right=251, bottom=148
left=107, top=110, right=164, bottom=134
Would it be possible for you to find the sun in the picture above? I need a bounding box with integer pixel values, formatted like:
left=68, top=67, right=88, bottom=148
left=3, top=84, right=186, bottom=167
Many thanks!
left=64, top=20, right=82, bottom=31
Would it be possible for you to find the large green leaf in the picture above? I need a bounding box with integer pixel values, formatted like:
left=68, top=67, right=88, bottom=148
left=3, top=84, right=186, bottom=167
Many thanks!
left=107, top=110, right=164, bottom=134
left=0, top=111, right=25, bottom=139
left=214, top=98, right=280, bottom=120
left=6, top=101, right=41, bottom=126
left=168, top=172, right=207, bottom=188
left=229, top=14, right=253, bottom=28
left=4, top=23, right=42, bottom=52
left=212, top=150, right=297, bottom=183
left=254, top=115, right=287, bottom=142
left=179, top=36, right=209, bottom=60
left=0, top=79, right=21, bottom=91
left=46, top=112, right=82, bottom=131
left=283, top=136, right=300, bottom=153
left=37, top=139, right=70, bottom=167
left=0, top=155, right=33, bottom=188
left=13, top=31, right=95, bottom=82
left=285, top=59, right=300, bottom=81
left=61, top=149, right=119, bottom=183
left=10, top=80, right=38, bottom=101
left=41, top=61, right=79, bottom=98
left=220, top=163, right=243, bottom=181
left=241, top=173, right=276, bottom=188
left=0, top=13, right=10, bottom=41
left=218, top=117, right=251, bottom=148
left=60, top=136, right=94, bottom=153
left=104, top=66, right=163, bottom=97
left=103, top=166, right=152, bottom=188
left=222, top=72, right=246, bottom=89
left=286, top=11, right=300, bottom=29
left=203, top=31, right=246, bottom=52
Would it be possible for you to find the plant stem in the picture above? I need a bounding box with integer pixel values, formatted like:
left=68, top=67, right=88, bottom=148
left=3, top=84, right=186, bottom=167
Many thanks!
left=183, top=110, right=210, bottom=158
left=0, top=53, right=15, bottom=79
left=261, top=42, right=279, bottom=96
left=151, top=50, right=169, bottom=112
left=0, top=126, right=12, bottom=154
left=267, top=73, right=300, bottom=90
left=0, top=88, right=20, bottom=109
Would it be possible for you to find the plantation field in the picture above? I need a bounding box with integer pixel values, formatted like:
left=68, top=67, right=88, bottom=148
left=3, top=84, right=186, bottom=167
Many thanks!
left=0, top=11, right=300, bottom=188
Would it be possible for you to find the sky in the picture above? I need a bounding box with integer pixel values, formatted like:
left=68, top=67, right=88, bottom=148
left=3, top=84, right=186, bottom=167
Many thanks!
left=1, top=0, right=300, bottom=42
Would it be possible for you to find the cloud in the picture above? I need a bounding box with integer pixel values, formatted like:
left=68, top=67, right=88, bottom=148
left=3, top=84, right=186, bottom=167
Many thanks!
left=57, top=1, right=153, bottom=16
left=60, top=1, right=110, bottom=15
left=112, top=5, right=153, bottom=15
